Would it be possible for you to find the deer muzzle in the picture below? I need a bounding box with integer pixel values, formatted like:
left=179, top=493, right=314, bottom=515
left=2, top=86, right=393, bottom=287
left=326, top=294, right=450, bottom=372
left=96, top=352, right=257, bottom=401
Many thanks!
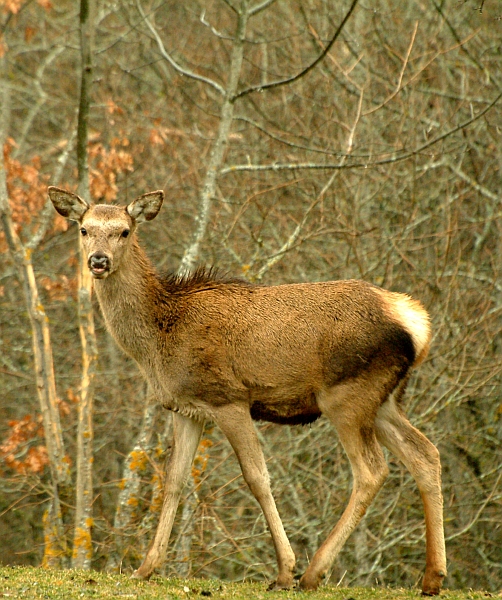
left=88, top=252, right=111, bottom=278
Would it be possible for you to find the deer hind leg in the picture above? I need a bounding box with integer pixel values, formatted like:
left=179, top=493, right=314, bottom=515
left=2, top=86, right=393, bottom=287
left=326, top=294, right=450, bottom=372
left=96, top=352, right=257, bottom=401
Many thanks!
left=213, top=404, right=296, bottom=590
left=375, top=398, right=446, bottom=596
left=133, top=412, right=204, bottom=580
left=300, top=393, right=389, bottom=590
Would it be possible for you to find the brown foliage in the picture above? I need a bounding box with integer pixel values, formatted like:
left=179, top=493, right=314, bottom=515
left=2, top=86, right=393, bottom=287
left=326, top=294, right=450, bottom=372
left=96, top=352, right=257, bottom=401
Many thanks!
left=0, top=415, right=48, bottom=475
left=39, top=275, right=77, bottom=302
left=0, top=0, right=51, bottom=14
left=88, top=137, right=134, bottom=202
left=1, top=139, right=67, bottom=250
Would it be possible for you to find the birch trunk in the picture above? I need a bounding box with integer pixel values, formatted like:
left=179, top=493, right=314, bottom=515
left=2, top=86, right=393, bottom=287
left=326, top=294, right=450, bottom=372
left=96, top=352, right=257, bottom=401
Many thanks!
left=0, top=71, right=69, bottom=567
left=72, top=0, right=96, bottom=569
left=178, top=0, right=251, bottom=275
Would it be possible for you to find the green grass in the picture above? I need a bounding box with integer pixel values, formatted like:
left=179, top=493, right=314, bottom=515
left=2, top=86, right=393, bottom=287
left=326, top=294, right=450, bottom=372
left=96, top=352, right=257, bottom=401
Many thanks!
left=0, top=567, right=494, bottom=600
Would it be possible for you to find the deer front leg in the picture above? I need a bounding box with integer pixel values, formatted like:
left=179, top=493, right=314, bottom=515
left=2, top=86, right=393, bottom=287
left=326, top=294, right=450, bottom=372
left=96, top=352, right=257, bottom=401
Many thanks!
left=133, top=412, right=204, bottom=580
left=213, top=404, right=296, bottom=590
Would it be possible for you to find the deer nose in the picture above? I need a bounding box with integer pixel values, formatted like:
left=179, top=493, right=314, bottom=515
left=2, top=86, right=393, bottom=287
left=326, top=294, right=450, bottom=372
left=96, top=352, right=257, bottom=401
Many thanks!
left=88, top=252, right=110, bottom=277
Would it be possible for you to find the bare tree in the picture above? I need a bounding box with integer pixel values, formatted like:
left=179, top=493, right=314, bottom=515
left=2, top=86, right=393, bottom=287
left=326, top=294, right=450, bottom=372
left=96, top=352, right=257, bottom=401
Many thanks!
left=72, top=0, right=97, bottom=569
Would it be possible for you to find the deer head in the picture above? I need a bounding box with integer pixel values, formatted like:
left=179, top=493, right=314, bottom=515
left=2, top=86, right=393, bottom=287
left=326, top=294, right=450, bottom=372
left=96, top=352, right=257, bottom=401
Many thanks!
left=48, top=187, right=164, bottom=279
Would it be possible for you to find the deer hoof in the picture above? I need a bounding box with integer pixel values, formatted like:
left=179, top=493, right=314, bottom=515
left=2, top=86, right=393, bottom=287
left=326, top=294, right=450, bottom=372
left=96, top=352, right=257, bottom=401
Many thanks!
left=421, top=569, right=446, bottom=596
left=422, top=587, right=442, bottom=597
left=298, top=572, right=322, bottom=591
left=267, top=576, right=294, bottom=591
left=131, top=568, right=152, bottom=581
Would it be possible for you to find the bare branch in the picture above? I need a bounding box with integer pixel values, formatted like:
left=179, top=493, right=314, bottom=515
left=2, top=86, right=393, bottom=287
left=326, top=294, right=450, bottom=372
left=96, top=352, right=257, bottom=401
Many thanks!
left=221, top=89, right=502, bottom=174
left=444, top=159, right=499, bottom=202
left=13, top=47, right=64, bottom=159
left=233, top=0, right=359, bottom=100
left=235, top=115, right=353, bottom=157
left=221, top=0, right=238, bottom=14
left=446, top=472, right=502, bottom=541
left=200, top=9, right=233, bottom=40
left=137, top=0, right=225, bottom=96
left=254, top=89, right=363, bottom=281
left=363, top=28, right=481, bottom=117
left=431, top=0, right=501, bottom=91
left=362, top=21, right=418, bottom=117
left=248, top=0, right=277, bottom=17
left=253, top=197, right=317, bottom=281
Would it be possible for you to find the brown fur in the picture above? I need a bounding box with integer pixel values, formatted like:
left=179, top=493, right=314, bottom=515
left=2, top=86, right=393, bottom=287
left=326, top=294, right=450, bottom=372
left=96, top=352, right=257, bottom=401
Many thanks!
left=48, top=186, right=447, bottom=595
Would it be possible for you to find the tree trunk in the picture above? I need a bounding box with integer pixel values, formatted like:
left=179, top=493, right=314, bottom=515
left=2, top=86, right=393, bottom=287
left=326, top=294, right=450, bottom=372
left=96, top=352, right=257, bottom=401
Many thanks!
left=178, top=0, right=251, bottom=275
left=0, top=71, right=69, bottom=568
left=72, top=0, right=96, bottom=569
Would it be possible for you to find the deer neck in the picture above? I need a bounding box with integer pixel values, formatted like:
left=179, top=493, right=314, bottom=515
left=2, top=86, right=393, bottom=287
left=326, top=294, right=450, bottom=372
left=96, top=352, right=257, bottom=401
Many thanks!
left=92, top=239, right=170, bottom=362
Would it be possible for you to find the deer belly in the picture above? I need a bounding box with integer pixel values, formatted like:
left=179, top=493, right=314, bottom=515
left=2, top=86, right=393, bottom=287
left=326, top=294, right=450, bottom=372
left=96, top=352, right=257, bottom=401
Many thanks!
left=248, top=387, right=321, bottom=425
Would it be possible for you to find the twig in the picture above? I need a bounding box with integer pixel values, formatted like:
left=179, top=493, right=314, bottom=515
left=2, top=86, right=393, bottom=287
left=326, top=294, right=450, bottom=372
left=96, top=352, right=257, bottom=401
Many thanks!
left=363, top=21, right=418, bottom=117
left=253, top=88, right=363, bottom=280
left=443, top=158, right=499, bottom=202
left=137, top=0, right=225, bottom=96
left=233, top=0, right=359, bottom=100
left=248, top=0, right=277, bottom=16
left=446, top=472, right=502, bottom=541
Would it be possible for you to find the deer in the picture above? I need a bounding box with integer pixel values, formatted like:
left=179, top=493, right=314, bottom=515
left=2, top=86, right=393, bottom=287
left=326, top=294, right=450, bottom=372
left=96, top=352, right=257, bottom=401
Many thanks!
left=48, top=186, right=446, bottom=595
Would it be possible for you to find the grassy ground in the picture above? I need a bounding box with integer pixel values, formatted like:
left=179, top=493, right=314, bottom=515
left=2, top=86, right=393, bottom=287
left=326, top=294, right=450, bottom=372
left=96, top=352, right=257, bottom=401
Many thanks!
left=0, top=568, right=497, bottom=600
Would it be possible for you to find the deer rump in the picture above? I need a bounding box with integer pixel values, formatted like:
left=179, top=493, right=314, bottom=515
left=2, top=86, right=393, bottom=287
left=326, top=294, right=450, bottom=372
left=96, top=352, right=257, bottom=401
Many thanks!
left=154, top=272, right=417, bottom=426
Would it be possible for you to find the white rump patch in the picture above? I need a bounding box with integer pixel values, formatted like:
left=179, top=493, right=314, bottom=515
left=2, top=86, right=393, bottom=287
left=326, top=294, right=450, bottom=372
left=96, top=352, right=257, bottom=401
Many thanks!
left=375, top=288, right=431, bottom=365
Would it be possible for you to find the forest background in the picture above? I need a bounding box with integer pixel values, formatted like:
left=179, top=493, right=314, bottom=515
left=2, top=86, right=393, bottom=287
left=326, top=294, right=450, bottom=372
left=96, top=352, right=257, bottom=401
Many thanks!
left=0, top=0, right=501, bottom=593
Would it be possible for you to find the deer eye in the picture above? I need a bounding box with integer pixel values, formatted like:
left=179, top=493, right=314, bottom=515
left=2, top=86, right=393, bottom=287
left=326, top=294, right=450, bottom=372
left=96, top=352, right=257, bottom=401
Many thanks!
left=121, top=229, right=130, bottom=238
left=80, top=227, right=87, bottom=236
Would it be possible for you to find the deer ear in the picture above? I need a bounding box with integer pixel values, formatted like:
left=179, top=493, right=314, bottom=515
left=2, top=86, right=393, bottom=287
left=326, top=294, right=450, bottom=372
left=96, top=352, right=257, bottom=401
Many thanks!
left=48, top=186, right=89, bottom=221
left=127, top=191, right=164, bottom=223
